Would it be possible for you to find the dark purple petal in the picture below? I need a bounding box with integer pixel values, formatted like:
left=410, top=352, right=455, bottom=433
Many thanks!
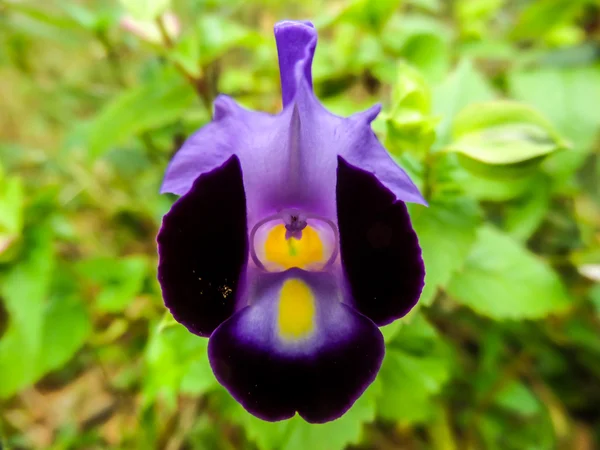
left=157, top=156, right=248, bottom=337
left=336, top=156, right=425, bottom=326
left=208, top=269, right=384, bottom=423
left=275, top=21, right=316, bottom=107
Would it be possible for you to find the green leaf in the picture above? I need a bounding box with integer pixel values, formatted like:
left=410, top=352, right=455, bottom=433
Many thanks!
left=455, top=0, right=505, bottom=39
left=119, top=0, right=170, bottom=20
left=171, top=32, right=202, bottom=77
left=0, top=228, right=53, bottom=398
left=454, top=153, right=549, bottom=180
left=390, top=62, right=432, bottom=116
left=447, top=101, right=567, bottom=165
left=327, top=0, right=403, bottom=32
left=504, top=175, right=551, bottom=241
left=409, top=197, right=481, bottom=305
left=380, top=321, right=403, bottom=342
left=461, top=171, right=536, bottom=202
left=180, top=358, right=218, bottom=396
left=383, top=15, right=452, bottom=83
left=87, top=68, right=196, bottom=159
left=590, top=284, right=600, bottom=317
left=406, top=0, right=442, bottom=12
left=280, top=383, right=380, bottom=450
left=38, top=295, right=91, bottom=375
left=401, top=34, right=450, bottom=83
left=511, top=0, right=587, bottom=41
left=221, top=381, right=381, bottom=450
left=195, top=16, right=263, bottom=66
left=377, top=314, right=452, bottom=424
left=143, top=323, right=216, bottom=406
left=385, top=63, right=438, bottom=156
left=448, top=226, right=572, bottom=319
left=433, top=60, right=496, bottom=148
left=508, top=66, right=600, bottom=177
left=0, top=170, right=24, bottom=261
left=77, top=256, right=147, bottom=313
left=494, top=381, right=541, bottom=417
left=61, top=3, right=102, bottom=30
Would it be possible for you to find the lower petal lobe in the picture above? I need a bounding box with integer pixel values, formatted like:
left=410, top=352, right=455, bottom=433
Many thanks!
left=336, top=157, right=425, bottom=326
left=208, top=269, right=384, bottom=423
left=157, top=156, right=248, bottom=337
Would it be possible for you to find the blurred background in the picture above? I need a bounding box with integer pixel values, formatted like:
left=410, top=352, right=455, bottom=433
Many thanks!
left=0, top=0, right=599, bottom=448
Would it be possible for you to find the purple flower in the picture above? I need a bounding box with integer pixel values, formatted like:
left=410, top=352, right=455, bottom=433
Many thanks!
left=157, top=20, right=425, bottom=423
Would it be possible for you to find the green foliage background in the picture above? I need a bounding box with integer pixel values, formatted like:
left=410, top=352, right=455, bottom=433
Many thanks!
left=1, top=0, right=599, bottom=448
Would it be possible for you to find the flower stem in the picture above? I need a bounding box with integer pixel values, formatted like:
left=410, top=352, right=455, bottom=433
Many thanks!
left=155, top=15, right=214, bottom=111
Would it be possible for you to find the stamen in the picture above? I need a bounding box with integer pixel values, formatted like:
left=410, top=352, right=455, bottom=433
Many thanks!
left=283, top=210, right=307, bottom=236
left=249, top=210, right=339, bottom=272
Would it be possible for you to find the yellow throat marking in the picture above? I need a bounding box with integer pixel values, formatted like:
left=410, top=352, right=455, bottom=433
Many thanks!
left=278, top=279, right=315, bottom=340
left=264, top=224, right=323, bottom=270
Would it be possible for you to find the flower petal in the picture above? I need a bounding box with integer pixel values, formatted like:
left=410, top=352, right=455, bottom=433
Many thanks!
left=339, top=106, right=427, bottom=205
left=274, top=21, right=316, bottom=107
left=157, top=156, right=248, bottom=336
left=336, top=156, right=425, bottom=326
left=208, top=268, right=384, bottom=423
left=161, top=95, right=273, bottom=196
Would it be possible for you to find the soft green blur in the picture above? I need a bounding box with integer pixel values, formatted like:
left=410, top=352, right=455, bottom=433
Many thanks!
left=1, top=0, right=599, bottom=448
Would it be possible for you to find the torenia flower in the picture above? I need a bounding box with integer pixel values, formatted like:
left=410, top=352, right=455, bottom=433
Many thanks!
left=157, top=21, right=425, bottom=423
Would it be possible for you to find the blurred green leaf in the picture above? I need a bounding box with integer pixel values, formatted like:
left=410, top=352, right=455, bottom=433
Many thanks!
left=60, top=3, right=101, bottom=30
left=494, top=381, right=541, bottom=417
left=433, top=60, right=496, bottom=148
left=406, top=0, right=442, bottom=12
left=454, top=153, right=551, bottom=181
left=77, top=256, right=147, bottom=313
left=377, top=314, right=452, bottom=424
left=462, top=171, right=537, bottom=201
left=504, top=175, right=551, bottom=241
left=391, top=62, right=432, bottom=115
left=225, top=380, right=380, bottom=450
left=386, top=63, right=438, bottom=156
left=326, top=0, right=403, bottom=32
left=511, top=0, right=587, bottom=41
left=119, top=0, right=170, bottom=20
left=87, top=68, right=196, bottom=159
left=6, top=2, right=82, bottom=31
left=448, top=226, right=571, bottom=319
left=180, top=358, right=217, bottom=396
left=195, top=15, right=263, bottom=66
left=38, top=295, right=91, bottom=374
left=0, top=228, right=53, bottom=398
left=509, top=66, right=600, bottom=178
left=281, top=383, right=380, bottom=450
left=409, top=197, right=481, bottom=305
left=383, top=14, right=452, bottom=83
left=381, top=321, right=403, bottom=342
left=171, top=32, right=202, bottom=77
left=402, top=34, right=450, bottom=82
left=455, top=0, right=505, bottom=39
left=590, top=284, right=600, bottom=317
left=144, top=323, right=216, bottom=407
left=447, top=101, right=567, bottom=165
left=0, top=170, right=24, bottom=261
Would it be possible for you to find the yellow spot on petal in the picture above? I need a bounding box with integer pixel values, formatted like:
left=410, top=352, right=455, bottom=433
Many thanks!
left=264, top=224, right=323, bottom=270
left=278, top=279, right=315, bottom=340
